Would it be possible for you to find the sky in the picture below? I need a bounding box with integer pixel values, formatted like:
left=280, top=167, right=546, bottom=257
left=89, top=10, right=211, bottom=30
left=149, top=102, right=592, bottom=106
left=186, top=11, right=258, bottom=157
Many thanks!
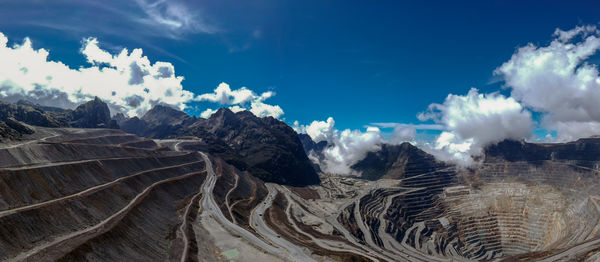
left=1, top=0, right=600, bottom=172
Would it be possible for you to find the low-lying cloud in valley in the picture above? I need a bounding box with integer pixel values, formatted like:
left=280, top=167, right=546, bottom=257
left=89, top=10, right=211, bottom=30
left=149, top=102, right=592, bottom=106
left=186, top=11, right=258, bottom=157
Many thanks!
left=294, top=118, right=386, bottom=174
left=295, top=25, right=600, bottom=171
left=418, top=88, right=533, bottom=165
left=416, top=25, right=600, bottom=165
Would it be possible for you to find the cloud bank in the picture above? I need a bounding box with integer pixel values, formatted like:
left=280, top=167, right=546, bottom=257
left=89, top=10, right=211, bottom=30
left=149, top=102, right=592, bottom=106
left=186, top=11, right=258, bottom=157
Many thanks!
left=418, top=88, right=533, bottom=164
left=294, top=118, right=383, bottom=174
left=197, top=83, right=284, bottom=118
left=0, top=34, right=193, bottom=116
left=419, top=25, right=600, bottom=165
left=0, top=32, right=284, bottom=119
left=496, top=25, right=600, bottom=142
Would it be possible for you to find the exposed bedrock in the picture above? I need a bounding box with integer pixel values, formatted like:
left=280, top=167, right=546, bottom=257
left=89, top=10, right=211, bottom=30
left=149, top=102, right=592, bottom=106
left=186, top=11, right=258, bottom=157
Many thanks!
left=312, top=139, right=600, bottom=261
left=120, top=106, right=320, bottom=186
left=339, top=148, right=600, bottom=261
left=0, top=127, right=209, bottom=261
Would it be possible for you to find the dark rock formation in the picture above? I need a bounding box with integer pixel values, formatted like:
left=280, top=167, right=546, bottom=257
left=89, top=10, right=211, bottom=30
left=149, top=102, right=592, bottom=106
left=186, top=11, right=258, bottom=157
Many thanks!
left=0, top=118, right=34, bottom=140
left=352, top=142, right=447, bottom=180
left=119, top=105, right=192, bottom=138
left=118, top=106, right=320, bottom=186
left=0, top=100, right=67, bottom=127
left=485, top=138, right=600, bottom=163
left=297, top=133, right=328, bottom=173
left=70, top=97, right=119, bottom=129
left=0, top=98, right=119, bottom=129
left=197, top=108, right=320, bottom=185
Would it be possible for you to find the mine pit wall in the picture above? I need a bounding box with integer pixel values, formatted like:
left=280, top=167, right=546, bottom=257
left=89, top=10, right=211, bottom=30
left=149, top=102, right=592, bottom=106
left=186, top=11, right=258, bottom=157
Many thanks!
left=338, top=202, right=366, bottom=245
left=0, top=129, right=212, bottom=261
left=0, top=142, right=180, bottom=168
left=0, top=153, right=201, bottom=210
left=358, top=188, right=401, bottom=247
left=349, top=158, right=600, bottom=261
left=384, top=168, right=457, bottom=249
left=211, top=156, right=268, bottom=229
left=457, top=162, right=600, bottom=252
left=56, top=173, right=207, bottom=262
left=0, top=162, right=206, bottom=260
left=428, top=162, right=597, bottom=260
left=61, top=134, right=141, bottom=145
left=266, top=191, right=372, bottom=262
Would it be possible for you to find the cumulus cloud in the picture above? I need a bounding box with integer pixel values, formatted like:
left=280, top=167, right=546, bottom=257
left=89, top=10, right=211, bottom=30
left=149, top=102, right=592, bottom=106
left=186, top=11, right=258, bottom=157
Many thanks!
left=198, top=83, right=284, bottom=119
left=410, top=25, right=600, bottom=165
left=370, top=123, right=445, bottom=144
left=0, top=33, right=194, bottom=116
left=495, top=25, right=600, bottom=142
left=0, top=32, right=284, bottom=120
left=295, top=117, right=384, bottom=174
left=418, top=88, right=533, bottom=165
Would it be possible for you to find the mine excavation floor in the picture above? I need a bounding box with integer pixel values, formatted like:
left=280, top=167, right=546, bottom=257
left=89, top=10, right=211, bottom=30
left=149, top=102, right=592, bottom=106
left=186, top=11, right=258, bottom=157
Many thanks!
left=0, top=127, right=600, bottom=261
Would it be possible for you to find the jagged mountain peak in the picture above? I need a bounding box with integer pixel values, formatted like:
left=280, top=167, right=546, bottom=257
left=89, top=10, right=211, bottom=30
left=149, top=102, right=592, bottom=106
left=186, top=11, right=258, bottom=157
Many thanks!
left=141, top=104, right=190, bottom=125
left=117, top=104, right=320, bottom=186
left=71, top=97, right=118, bottom=129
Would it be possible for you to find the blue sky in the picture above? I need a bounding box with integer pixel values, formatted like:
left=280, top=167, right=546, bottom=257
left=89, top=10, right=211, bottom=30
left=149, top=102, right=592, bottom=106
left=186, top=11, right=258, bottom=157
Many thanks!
left=0, top=0, right=598, bottom=133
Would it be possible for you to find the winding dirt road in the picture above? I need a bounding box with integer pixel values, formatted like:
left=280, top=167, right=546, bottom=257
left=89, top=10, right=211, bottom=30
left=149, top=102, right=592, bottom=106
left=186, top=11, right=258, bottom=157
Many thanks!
left=198, top=152, right=315, bottom=262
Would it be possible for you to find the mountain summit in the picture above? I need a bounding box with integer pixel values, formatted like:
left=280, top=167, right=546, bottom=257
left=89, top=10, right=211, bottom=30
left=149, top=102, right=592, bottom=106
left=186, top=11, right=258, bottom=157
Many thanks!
left=119, top=106, right=320, bottom=186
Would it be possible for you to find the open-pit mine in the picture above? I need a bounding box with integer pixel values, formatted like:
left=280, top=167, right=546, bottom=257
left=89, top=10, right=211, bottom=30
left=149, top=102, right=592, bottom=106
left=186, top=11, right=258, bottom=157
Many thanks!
left=0, top=100, right=599, bottom=262
left=0, top=126, right=599, bottom=262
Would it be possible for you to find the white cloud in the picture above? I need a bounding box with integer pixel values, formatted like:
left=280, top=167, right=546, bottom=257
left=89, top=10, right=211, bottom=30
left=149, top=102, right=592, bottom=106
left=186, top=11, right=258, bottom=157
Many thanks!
left=418, top=88, right=533, bottom=165
left=200, top=108, right=217, bottom=118
left=390, top=125, right=417, bottom=144
left=0, top=33, right=284, bottom=120
left=197, top=83, right=284, bottom=119
left=296, top=117, right=384, bottom=174
left=196, top=83, right=254, bottom=104
left=0, top=33, right=194, bottom=117
left=305, top=117, right=335, bottom=143
left=370, top=122, right=445, bottom=144
left=495, top=25, right=600, bottom=142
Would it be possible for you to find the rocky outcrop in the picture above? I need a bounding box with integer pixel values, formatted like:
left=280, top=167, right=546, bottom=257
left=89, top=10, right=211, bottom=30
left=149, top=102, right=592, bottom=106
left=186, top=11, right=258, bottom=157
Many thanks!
left=118, top=106, right=320, bottom=186
left=0, top=98, right=119, bottom=129
left=298, top=133, right=329, bottom=154
left=297, top=133, right=328, bottom=173
left=118, top=105, right=193, bottom=138
left=0, top=118, right=34, bottom=140
left=190, top=109, right=319, bottom=185
left=485, top=138, right=600, bottom=163
left=0, top=100, right=67, bottom=127
left=352, top=142, right=447, bottom=180
left=70, top=97, right=119, bottom=129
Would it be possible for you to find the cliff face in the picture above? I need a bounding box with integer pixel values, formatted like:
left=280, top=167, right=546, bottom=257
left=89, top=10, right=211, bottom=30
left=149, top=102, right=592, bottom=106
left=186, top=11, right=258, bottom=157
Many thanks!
left=485, top=138, right=600, bottom=163
left=70, top=97, right=119, bottom=129
left=351, top=143, right=446, bottom=180
left=117, top=107, right=320, bottom=186
left=0, top=98, right=119, bottom=130
left=201, top=109, right=320, bottom=185
left=118, top=105, right=193, bottom=138
left=0, top=118, right=34, bottom=140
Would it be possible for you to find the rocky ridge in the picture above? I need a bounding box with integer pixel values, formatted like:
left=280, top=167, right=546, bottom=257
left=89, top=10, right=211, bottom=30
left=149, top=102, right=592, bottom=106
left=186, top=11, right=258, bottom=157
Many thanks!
left=119, top=106, right=320, bottom=186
